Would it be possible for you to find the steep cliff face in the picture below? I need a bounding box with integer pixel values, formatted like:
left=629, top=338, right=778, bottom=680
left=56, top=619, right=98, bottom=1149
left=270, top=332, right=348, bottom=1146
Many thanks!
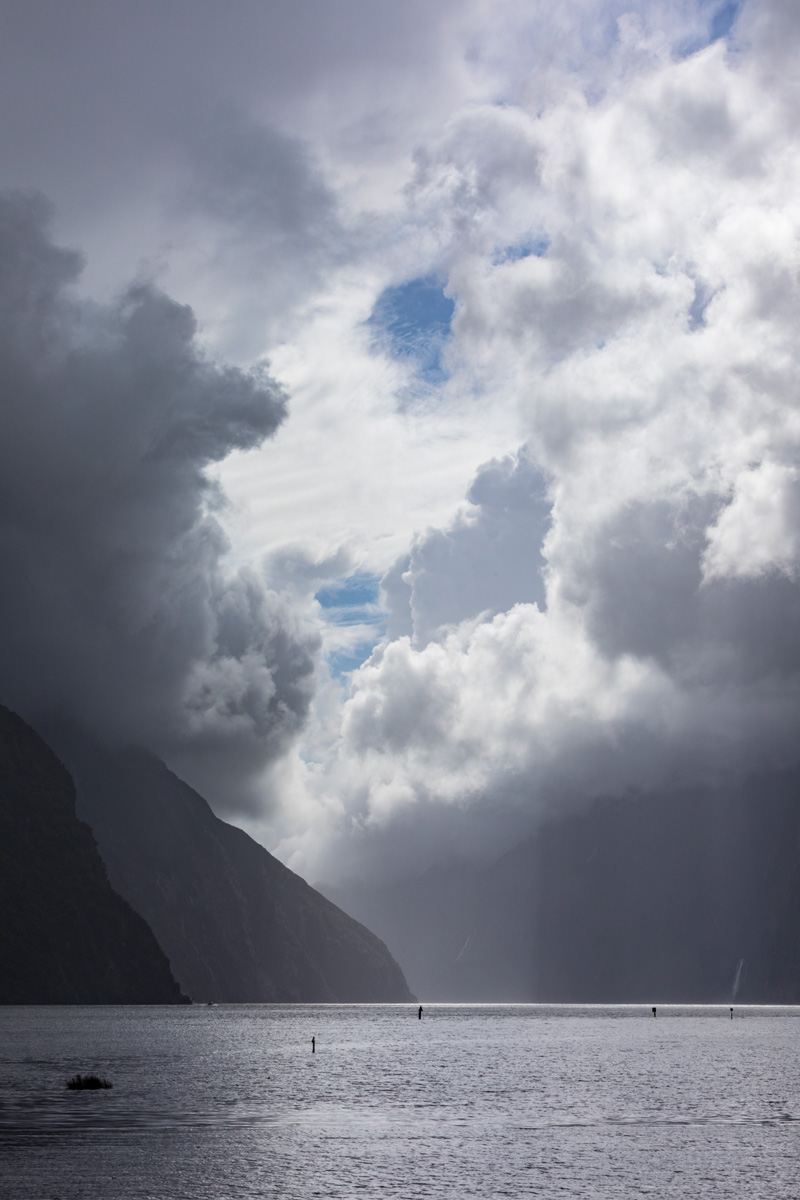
left=0, top=705, right=188, bottom=1004
left=62, top=741, right=413, bottom=1003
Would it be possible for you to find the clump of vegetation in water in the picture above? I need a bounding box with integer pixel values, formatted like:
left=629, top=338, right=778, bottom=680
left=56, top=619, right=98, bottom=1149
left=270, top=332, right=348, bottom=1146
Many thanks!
left=66, top=1074, right=112, bottom=1090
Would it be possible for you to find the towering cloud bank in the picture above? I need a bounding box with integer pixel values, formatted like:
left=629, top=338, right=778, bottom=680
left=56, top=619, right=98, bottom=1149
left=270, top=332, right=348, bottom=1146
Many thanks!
left=276, top=2, right=800, bottom=883
left=0, top=193, right=317, bottom=811
left=2, top=1, right=799, bottom=900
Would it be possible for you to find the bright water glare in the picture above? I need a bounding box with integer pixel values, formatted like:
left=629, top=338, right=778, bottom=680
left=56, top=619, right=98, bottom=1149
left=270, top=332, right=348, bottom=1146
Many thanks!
left=1, top=1005, right=799, bottom=1198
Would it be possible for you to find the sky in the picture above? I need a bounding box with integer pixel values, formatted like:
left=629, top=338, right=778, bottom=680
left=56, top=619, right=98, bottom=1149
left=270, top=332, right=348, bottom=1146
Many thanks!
left=1, top=0, right=800, bottom=888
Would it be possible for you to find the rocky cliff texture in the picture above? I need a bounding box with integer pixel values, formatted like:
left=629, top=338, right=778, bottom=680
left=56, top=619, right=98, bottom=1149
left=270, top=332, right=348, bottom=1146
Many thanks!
left=61, top=740, right=413, bottom=1003
left=0, top=705, right=187, bottom=1004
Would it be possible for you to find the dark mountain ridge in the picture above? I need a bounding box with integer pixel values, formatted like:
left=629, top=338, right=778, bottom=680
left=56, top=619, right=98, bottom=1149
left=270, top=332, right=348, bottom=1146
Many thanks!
left=56, top=736, right=413, bottom=1003
left=0, top=704, right=187, bottom=1004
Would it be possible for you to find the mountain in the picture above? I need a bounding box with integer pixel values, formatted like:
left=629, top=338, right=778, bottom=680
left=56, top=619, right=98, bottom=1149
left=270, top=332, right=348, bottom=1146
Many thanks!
left=0, top=704, right=187, bottom=1004
left=56, top=738, right=413, bottom=1003
left=329, top=777, right=800, bottom=1003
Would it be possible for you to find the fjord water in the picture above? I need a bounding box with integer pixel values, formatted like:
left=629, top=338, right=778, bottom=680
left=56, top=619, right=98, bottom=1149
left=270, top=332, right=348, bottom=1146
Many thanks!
left=1, top=1005, right=799, bottom=1199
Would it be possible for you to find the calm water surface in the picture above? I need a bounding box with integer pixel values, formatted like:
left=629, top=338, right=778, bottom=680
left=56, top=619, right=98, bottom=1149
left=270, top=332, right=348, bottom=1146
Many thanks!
left=1, top=1004, right=799, bottom=1198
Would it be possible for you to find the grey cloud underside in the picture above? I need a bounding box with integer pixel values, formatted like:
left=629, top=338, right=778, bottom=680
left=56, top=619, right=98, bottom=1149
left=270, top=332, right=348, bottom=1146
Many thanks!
left=170, top=107, right=349, bottom=356
left=315, top=444, right=800, bottom=884
left=0, top=192, right=318, bottom=813
left=0, top=0, right=467, bottom=253
left=384, top=450, right=551, bottom=645
left=570, top=495, right=800, bottom=683
left=0, top=2, right=470, bottom=361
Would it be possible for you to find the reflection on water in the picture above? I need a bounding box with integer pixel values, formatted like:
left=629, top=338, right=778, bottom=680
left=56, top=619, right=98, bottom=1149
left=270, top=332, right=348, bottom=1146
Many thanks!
left=2, top=1005, right=800, bottom=1198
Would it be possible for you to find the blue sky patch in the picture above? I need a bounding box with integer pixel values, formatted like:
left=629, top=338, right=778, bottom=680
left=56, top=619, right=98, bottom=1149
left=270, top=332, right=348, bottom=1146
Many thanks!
left=709, top=1, right=740, bottom=42
left=676, top=0, right=742, bottom=57
left=367, top=275, right=454, bottom=385
left=316, top=572, right=380, bottom=611
left=316, top=572, right=386, bottom=678
left=688, top=279, right=713, bottom=331
left=493, top=234, right=549, bottom=265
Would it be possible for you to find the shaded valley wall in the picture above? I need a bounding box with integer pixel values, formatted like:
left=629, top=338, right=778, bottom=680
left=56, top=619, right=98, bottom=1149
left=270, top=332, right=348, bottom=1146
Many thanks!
left=59, top=739, right=413, bottom=1004
left=0, top=705, right=187, bottom=1004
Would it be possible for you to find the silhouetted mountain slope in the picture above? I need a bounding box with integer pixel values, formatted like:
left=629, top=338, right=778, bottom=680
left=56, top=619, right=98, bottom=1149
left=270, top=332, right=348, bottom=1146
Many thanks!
left=59, top=740, right=413, bottom=1003
left=330, top=778, right=800, bottom=1003
left=0, top=705, right=187, bottom=1004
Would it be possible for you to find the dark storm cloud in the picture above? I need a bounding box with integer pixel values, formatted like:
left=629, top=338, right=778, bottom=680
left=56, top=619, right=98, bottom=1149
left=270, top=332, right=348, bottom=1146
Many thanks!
left=0, top=191, right=318, bottom=811
left=556, top=484, right=800, bottom=688
left=562, top=497, right=713, bottom=664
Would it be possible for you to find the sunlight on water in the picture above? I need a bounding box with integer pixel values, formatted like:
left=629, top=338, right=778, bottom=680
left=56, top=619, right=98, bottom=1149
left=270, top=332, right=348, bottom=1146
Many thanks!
left=2, top=1005, right=799, bottom=1198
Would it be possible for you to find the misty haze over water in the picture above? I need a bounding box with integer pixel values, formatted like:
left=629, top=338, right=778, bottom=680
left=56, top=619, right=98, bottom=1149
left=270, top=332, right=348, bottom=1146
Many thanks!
left=2, top=1004, right=800, bottom=1198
